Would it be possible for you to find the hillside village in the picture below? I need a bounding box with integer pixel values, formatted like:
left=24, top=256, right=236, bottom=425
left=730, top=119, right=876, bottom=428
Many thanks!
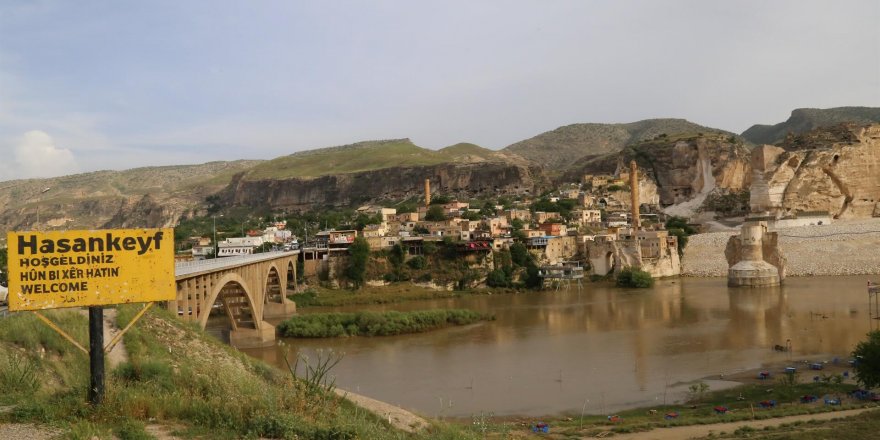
left=184, top=165, right=683, bottom=288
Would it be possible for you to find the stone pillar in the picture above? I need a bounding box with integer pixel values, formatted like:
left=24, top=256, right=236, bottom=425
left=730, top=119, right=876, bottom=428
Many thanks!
left=630, top=160, right=640, bottom=230
left=425, top=178, right=431, bottom=207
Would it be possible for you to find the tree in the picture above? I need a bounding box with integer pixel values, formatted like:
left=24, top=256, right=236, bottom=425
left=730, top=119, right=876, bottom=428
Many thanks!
left=665, top=216, right=696, bottom=257
left=509, top=242, right=531, bottom=267
left=616, top=267, right=654, bottom=288
left=510, top=218, right=524, bottom=231
left=522, top=260, right=542, bottom=289
left=406, top=255, right=427, bottom=270
left=486, top=269, right=512, bottom=288
left=852, top=330, right=880, bottom=388
left=345, top=237, right=370, bottom=289
left=424, top=205, right=446, bottom=221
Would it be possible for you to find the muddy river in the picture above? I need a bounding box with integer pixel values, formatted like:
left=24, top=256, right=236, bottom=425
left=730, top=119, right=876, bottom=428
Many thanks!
left=241, top=276, right=876, bottom=417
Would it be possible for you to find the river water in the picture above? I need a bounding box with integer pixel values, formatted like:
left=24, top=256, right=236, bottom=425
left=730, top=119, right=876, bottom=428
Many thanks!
left=242, top=276, right=876, bottom=417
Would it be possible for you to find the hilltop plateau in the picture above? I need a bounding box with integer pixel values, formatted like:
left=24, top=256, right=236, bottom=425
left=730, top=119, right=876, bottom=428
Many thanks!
left=741, top=106, right=880, bottom=145
left=502, top=118, right=739, bottom=171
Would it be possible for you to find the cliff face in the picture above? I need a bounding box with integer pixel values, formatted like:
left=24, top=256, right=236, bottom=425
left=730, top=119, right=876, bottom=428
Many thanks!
left=750, top=124, right=880, bottom=218
left=222, top=162, right=549, bottom=210
left=567, top=134, right=751, bottom=217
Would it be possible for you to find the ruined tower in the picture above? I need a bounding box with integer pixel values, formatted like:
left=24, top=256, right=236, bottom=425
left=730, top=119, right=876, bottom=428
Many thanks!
left=726, top=220, right=784, bottom=287
left=630, top=160, right=640, bottom=229
left=424, top=178, right=431, bottom=207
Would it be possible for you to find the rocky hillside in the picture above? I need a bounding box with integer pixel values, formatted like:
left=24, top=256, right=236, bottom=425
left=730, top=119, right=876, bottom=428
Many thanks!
left=750, top=123, right=880, bottom=219
left=563, top=133, right=751, bottom=213
left=221, top=161, right=548, bottom=211
left=503, top=118, right=738, bottom=171
left=741, top=107, right=880, bottom=145
left=0, top=161, right=259, bottom=242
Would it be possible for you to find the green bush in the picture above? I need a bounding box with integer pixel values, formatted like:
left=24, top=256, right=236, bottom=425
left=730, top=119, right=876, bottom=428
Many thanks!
left=616, top=267, right=654, bottom=288
left=406, top=255, right=427, bottom=269
left=277, top=309, right=493, bottom=338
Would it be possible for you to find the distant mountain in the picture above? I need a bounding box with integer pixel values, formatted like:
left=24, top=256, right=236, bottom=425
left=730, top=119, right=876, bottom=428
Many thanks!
left=741, top=107, right=880, bottom=145
left=242, top=138, right=520, bottom=180
left=502, top=118, right=737, bottom=171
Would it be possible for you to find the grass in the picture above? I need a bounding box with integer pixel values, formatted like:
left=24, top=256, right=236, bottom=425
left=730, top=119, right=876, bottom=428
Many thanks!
left=277, top=309, right=494, bottom=338
left=243, top=139, right=499, bottom=180
left=0, top=306, right=496, bottom=439
left=541, top=380, right=872, bottom=438
left=698, top=408, right=880, bottom=439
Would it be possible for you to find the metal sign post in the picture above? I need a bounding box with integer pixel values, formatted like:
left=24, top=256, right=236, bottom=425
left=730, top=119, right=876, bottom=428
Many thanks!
left=88, top=306, right=104, bottom=405
left=6, top=228, right=176, bottom=406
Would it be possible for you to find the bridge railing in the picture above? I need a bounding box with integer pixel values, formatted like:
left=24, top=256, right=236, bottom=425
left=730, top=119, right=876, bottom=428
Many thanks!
left=175, top=251, right=299, bottom=277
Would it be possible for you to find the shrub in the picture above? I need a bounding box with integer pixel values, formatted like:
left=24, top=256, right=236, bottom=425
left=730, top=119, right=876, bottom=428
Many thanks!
left=616, top=268, right=654, bottom=288
left=406, top=256, right=427, bottom=270
left=486, top=269, right=511, bottom=288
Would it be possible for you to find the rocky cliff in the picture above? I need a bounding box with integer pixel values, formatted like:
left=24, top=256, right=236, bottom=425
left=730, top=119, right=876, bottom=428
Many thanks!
left=564, top=133, right=752, bottom=217
left=749, top=123, right=880, bottom=218
left=221, top=162, right=548, bottom=210
left=0, top=161, right=258, bottom=242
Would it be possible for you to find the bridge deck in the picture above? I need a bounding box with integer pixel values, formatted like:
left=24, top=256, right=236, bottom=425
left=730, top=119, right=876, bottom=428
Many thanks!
left=175, top=251, right=300, bottom=279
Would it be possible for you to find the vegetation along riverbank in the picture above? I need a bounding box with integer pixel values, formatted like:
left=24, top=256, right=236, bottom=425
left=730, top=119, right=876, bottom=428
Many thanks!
left=277, top=309, right=494, bottom=338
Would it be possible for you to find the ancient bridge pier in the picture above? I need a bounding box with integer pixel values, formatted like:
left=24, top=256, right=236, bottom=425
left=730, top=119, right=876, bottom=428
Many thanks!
left=171, top=251, right=299, bottom=348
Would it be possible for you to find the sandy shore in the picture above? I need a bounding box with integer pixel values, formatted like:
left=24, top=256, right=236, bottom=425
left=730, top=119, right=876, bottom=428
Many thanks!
left=682, top=218, right=880, bottom=277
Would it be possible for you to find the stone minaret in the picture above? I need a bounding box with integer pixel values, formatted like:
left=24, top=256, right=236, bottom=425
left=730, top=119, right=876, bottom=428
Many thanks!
left=630, top=160, right=640, bottom=230
left=424, top=178, right=431, bottom=207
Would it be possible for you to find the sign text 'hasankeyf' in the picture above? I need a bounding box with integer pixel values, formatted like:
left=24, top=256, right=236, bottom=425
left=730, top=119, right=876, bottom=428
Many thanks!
left=7, top=229, right=176, bottom=311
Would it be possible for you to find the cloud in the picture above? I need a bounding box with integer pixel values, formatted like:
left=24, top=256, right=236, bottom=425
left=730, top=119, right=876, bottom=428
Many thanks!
left=1, top=130, right=79, bottom=180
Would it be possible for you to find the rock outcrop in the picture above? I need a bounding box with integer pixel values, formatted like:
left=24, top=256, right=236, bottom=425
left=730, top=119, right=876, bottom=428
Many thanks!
left=567, top=134, right=751, bottom=217
left=749, top=124, right=880, bottom=219
left=221, top=162, right=548, bottom=211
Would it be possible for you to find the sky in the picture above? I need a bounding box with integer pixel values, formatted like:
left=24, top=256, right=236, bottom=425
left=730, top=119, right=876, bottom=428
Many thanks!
left=0, top=0, right=878, bottom=180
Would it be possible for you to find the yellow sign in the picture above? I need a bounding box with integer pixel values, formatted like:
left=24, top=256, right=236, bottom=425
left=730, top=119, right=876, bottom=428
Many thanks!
left=7, top=229, right=175, bottom=311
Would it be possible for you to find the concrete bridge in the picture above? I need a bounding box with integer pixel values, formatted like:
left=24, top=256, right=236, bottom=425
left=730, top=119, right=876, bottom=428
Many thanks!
left=170, top=251, right=299, bottom=348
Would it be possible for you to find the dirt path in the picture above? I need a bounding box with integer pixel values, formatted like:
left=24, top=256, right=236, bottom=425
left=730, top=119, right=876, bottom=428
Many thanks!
left=599, top=407, right=877, bottom=440
left=103, top=308, right=129, bottom=369
left=334, top=388, right=429, bottom=433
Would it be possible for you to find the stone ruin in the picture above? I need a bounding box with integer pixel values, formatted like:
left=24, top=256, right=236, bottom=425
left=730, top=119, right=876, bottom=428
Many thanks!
left=725, top=218, right=786, bottom=287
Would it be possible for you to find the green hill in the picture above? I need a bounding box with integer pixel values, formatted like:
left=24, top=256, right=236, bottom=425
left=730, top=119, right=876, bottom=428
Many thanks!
left=502, top=118, right=736, bottom=171
left=243, top=139, right=508, bottom=180
left=741, top=107, right=880, bottom=144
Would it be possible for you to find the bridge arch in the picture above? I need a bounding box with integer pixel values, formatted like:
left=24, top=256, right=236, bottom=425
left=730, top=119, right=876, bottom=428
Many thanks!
left=265, top=264, right=284, bottom=304
left=200, top=272, right=260, bottom=330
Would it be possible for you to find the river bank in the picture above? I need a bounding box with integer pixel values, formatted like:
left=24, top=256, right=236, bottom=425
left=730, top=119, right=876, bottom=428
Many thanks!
left=683, top=218, right=880, bottom=277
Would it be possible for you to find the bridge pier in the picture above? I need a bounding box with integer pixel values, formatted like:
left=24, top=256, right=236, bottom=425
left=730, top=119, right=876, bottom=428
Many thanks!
left=263, top=298, right=297, bottom=320
left=230, top=322, right=277, bottom=348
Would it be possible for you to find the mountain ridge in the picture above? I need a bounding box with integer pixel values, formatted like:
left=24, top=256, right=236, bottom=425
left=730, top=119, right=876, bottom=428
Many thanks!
left=502, top=118, right=739, bottom=171
left=741, top=107, right=880, bottom=144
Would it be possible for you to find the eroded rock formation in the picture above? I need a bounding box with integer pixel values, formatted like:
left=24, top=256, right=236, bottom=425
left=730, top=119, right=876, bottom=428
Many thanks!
left=222, top=162, right=548, bottom=210
left=749, top=124, right=880, bottom=218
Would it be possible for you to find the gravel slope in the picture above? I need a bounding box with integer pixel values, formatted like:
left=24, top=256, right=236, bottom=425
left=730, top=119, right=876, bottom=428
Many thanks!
left=682, top=218, right=880, bottom=277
